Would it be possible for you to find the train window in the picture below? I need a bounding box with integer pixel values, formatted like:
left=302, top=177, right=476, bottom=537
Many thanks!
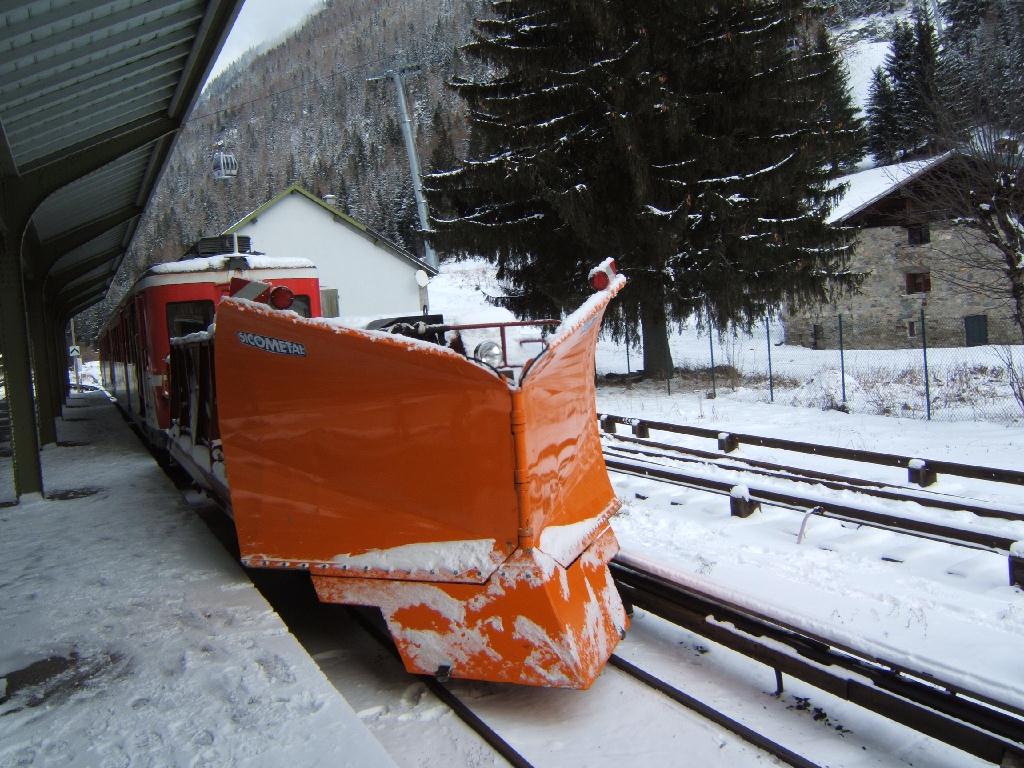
left=319, top=288, right=339, bottom=318
left=291, top=295, right=312, bottom=318
left=167, top=301, right=215, bottom=340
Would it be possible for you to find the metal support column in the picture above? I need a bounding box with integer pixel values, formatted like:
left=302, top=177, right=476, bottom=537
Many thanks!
left=57, top=315, right=71, bottom=402
left=26, top=283, right=57, bottom=445
left=0, top=227, right=43, bottom=496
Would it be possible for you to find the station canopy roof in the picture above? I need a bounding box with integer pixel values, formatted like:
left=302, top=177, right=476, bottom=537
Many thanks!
left=0, top=0, right=243, bottom=320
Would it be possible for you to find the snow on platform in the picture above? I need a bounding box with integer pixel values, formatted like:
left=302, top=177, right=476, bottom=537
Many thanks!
left=0, top=390, right=397, bottom=768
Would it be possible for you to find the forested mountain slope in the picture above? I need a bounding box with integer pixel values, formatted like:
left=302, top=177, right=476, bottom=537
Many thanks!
left=81, top=0, right=914, bottom=337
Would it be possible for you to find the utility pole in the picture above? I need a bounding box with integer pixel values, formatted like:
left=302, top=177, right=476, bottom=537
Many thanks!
left=368, top=65, right=438, bottom=270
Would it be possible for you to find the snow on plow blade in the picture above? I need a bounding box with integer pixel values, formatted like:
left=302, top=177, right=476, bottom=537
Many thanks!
left=215, top=275, right=628, bottom=688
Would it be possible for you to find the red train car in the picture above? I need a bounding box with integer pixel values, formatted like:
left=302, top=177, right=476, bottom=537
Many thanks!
left=99, top=239, right=320, bottom=451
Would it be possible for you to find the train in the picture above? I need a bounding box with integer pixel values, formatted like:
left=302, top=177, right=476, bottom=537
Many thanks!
left=100, top=236, right=629, bottom=688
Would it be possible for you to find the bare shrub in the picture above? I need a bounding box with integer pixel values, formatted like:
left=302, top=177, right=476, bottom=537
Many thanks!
left=997, top=347, right=1024, bottom=419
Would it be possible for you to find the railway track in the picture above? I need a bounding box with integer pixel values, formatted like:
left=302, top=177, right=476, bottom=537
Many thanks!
left=611, top=554, right=1024, bottom=767
left=173, top=414, right=1024, bottom=766
left=603, top=445, right=1022, bottom=555
left=605, top=431, right=1024, bottom=522
left=344, top=554, right=1024, bottom=768
left=598, top=413, right=1024, bottom=487
left=189, top=479, right=1024, bottom=767
left=350, top=603, right=829, bottom=768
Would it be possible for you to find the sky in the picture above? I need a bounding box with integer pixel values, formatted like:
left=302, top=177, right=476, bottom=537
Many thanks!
left=205, top=0, right=327, bottom=85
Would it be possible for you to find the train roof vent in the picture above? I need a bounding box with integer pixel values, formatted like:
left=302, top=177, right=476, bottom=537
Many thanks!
left=188, top=235, right=252, bottom=257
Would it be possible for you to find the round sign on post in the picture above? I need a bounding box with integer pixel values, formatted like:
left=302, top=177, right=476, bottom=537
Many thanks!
left=415, top=269, right=430, bottom=288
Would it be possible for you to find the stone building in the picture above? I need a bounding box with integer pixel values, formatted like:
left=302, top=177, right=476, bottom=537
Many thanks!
left=783, top=155, right=1019, bottom=349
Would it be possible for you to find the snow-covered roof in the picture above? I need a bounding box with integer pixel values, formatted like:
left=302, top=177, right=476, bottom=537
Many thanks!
left=147, top=255, right=315, bottom=275
left=224, top=184, right=438, bottom=275
left=829, top=152, right=953, bottom=225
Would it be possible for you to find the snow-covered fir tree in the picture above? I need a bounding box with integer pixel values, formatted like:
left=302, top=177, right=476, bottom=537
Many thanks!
left=426, top=0, right=860, bottom=376
left=866, top=67, right=900, bottom=162
left=811, top=26, right=868, bottom=171
left=866, top=4, right=939, bottom=159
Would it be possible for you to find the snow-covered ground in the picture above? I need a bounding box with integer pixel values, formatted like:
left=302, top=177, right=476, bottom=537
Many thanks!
left=2, top=257, right=1020, bottom=768
left=0, top=392, right=397, bottom=768
left=431, top=258, right=1024, bottom=425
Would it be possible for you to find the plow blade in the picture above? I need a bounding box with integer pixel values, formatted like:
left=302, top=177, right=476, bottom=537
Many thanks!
left=313, top=526, right=625, bottom=688
left=215, top=275, right=628, bottom=688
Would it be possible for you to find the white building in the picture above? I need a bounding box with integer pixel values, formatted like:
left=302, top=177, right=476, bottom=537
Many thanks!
left=225, top=185, right=436, bottom=318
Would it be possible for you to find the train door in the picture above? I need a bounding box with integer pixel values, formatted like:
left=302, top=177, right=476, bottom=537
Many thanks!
left=132, top=297, right=149, bottom=420
left=964, top=314, right=988, bottom=346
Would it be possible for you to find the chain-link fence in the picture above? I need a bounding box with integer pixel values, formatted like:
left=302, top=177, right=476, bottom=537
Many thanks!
left=597, top=312, right=1024, bottom=424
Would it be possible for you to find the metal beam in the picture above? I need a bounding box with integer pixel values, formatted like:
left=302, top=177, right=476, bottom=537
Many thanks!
left=7, top=68, right=181, bottom=134
left=53, top=263, right=112, bottom=297
left=0, top=29, right=196, bottom=104
left=59, top=289, right=108, bottom=323
left=37, top=206, right=140, bottom=275
left=168, top=0, right=244, bottom=118
left=0, top=0, right=195, bottom=74
left=48, top=247, right=123, bottom=288
left=13, top=112, right=176, bottom=221
left=60, top=267, right=114, bottom=301
left=67, top=295, right=105, bottom=319
left=10, top=82, right=178, bottom=159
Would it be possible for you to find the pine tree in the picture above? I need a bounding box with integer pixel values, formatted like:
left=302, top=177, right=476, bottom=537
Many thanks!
left=427, top=0, right=857, bottom=376
left=809, top=25, right=867, bottom=171
left=941, top=0, right=992, bottom=51
left=868, top=7, right=940, bottom=159
left=909, top=4, right=940, bottom=139
left=884, top=20, right=919, bottom=151
left=866, top=67, right=900, bottom=163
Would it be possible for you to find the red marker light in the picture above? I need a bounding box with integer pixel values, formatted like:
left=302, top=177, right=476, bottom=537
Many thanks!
left=588, top=259, right=618, bottom=291
left=268, top=285, right=294, bottom=310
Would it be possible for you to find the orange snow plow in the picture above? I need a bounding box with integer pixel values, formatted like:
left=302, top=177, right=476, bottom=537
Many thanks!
left=215, top=263, right=628, bottom=688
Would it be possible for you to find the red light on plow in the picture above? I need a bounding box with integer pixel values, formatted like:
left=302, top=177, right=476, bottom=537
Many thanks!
left=268, top=285, right=294, bottom=310
left=588, top=259, right=618, bottom=291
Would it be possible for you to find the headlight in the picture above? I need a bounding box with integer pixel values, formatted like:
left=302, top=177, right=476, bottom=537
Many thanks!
left=473, top=341, right=503, bottom=368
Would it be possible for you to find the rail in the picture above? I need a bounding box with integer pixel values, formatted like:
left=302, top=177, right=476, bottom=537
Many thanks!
left=604, top=432, right=1024, bottom=522
left=608, top=655, right=824, bottom=768
left=603, top=452, right=1019, bottom=553
left=611, top=556, right=1024, bottom=766
left=598, top=413, right=1024, bottom=487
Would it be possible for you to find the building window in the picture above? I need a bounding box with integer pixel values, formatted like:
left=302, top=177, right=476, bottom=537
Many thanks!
left=905, top=272, right=931, bottom=294
left=907, top=224, right=930, bottom=245
left=906, top=320, right=916, bottom=338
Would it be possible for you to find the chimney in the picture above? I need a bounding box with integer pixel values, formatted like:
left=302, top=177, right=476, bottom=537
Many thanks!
left=323, top=193, right=338, bottom=207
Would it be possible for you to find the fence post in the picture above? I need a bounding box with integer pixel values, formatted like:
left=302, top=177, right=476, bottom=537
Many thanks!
left=708, top=317, right=717, bottom=398
left=765, top=317, right=774, bottom=403
left=838, top=314, right=847, bottom=403
left=921, top=304, right=932, bottom=420
left=625, top=337, right=631, bottom=375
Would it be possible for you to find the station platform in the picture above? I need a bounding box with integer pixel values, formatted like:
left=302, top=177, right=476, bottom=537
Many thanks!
left=0, top=390, right=397, bottom=767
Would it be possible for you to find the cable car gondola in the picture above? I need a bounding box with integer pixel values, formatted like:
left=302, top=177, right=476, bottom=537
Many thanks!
left=213, top=151, right=238, bottom=180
